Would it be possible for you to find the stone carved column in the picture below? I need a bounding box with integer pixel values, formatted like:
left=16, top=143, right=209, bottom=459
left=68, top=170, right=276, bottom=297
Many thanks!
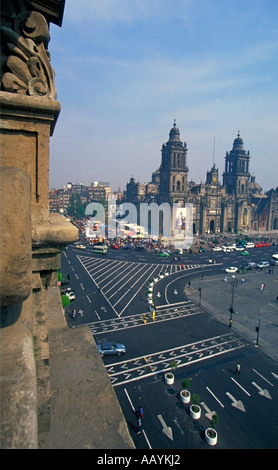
left=0, top=1, right=78, bottom=448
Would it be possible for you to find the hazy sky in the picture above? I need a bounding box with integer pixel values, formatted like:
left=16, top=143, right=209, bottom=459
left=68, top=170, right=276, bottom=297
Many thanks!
left=49, top=0, right=278, bottom=193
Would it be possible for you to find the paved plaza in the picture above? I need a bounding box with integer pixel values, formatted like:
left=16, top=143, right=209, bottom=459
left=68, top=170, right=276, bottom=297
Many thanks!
left=186, top=268, right=278, bottom=363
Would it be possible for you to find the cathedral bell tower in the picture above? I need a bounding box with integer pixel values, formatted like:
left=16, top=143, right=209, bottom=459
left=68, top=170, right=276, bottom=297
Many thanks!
left=159, top=121, right=188, bottom=205
left=222, top=132, right=251, bottom=200
left=223, top=132, right=252, bottom=232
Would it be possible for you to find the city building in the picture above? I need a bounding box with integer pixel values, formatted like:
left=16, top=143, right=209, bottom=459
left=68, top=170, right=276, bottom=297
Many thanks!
left=123, top=122, right=278, bottom=235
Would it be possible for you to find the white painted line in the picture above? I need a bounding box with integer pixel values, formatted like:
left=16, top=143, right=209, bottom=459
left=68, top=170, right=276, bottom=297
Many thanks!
left=231, top=377, right=251, bottom=396
left=124, top=388, right=135, bottom=412
left=94, top=310, right=101, bottom=320
left=124, top=388, right=152, bottom=449
left=77, top=256, right=120, bottom=317
left=253, top=368, right=274, bottom=386
left=206, top=387, right=225, bottom=408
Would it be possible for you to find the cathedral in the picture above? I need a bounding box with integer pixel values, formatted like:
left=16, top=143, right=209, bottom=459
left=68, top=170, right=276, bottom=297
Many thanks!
left=123, top=122, right=278, bottom=235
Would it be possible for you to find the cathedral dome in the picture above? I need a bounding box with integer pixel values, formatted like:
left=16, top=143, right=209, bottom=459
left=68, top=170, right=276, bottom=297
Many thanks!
left=233, top=131, right=244, bottom=150
left=169, top=120, right=181, bottom=142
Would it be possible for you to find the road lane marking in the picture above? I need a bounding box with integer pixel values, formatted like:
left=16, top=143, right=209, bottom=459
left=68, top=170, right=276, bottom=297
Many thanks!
left=157, top=415, right=173, bottom=441
left=124, top=388, right=152, bottom=449
left=206, top=387, right=225, bottom=408
left=226, top=392, right=246, bottom=412
left=253, top=368, right=274, bottom=387
left=252, top=382, right=272, bottom=399
left=231, top=377, right=251, bottom=396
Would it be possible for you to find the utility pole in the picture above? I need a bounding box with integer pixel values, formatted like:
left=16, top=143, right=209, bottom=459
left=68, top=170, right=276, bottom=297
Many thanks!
left=229, top=276, right=237, bottom=327
left=255, top=320, right=261, bottom=347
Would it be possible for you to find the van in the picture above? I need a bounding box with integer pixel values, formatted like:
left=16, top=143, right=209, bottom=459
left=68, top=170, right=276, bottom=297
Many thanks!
left=270, top=254, right=278, bottom=266
left=92, top=245, right=108, bottom=254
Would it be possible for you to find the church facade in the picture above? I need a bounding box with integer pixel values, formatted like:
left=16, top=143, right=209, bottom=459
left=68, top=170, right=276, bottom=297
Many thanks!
left=123, top=122, right=278, bottom=235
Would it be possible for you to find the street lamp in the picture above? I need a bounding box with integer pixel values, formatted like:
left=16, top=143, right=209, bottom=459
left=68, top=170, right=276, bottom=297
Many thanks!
left=199, top=287, right=202, bottom=306
left=229, top=276, right=237, bottom=327
left=255, top=320, right=260, bottom=347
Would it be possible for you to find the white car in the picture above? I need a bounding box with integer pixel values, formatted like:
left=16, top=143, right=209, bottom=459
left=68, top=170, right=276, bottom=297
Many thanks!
left=212, top=246, right=222, bottom=252
left=256, top=261, right=270, bottom=269
left=76, top=244, right=86, bottom=249
left=66, top=291, right=76, bottom=300
left=235, top=246, right=244, bottom=251
left=225, top=266, right=238, bottom=273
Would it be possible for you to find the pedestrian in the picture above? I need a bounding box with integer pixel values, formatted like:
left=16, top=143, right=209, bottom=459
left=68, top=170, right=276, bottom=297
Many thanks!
left=71, top=309, right=76, bottom=319
left=224, top=275, right=227, bottom=282
left=235, top=363, right=241, bottom=374
left=152, top=310, right=156, bottom=321
left=263, top=283, right=266, bottom=290
left=260, top=283, right=264, bottom=291
left=188, top=281, right=191, bottom=288
left=143, top=314, right=147, bottom=324
left=241, top=278, right=244, bottom=285
left=137, top=404, right=144, bottom=418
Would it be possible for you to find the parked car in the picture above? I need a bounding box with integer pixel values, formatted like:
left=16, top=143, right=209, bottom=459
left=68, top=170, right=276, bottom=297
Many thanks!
left=261, top=242, right=270, bottom=247
left=225, top=266, right=238, bottom=273
left=244, top=262, right=256, bottom=270
left=222, top=247, right=233, bottom=252
left=255, top=242, right=263, bottom=248
left=76, top=244, right=86, bottom=249
left=123, top=245, right=132, bottom=250
left=65, top=290, right=76, bottom=301
left=97, top=341, right=126, bottom=357
left=199, top=248, right=207, bottom=253
left=235, top=246, right=245, bottom=251
left=212, top=246, right=222, bottom=252
left=256, top=261, right=270, bottom=269
left=245, top=242, right=255, bottom=248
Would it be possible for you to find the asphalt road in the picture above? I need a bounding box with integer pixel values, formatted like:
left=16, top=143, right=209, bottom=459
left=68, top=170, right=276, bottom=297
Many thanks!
left=61, top=243, right=278, bottom=449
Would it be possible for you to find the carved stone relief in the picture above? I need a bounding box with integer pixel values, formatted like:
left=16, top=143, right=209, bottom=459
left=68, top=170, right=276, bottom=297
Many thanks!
left=1, top=3, right=56, bottom=98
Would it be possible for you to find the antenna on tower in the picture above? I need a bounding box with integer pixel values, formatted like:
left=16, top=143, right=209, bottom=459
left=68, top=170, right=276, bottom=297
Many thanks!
left=213, top=137, right=216, bottom=167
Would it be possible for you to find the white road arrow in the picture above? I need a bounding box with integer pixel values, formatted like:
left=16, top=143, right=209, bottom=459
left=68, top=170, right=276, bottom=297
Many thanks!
left=252, top=382, right=272, bottom=399
left=226, top=392, right=246, bottom=412
left=174, top=289, right=178, bottom=295
left=157, top=414, right=173, bottom=441
left=157, top=292, right=161, bottom=297
left=200, top=402, right=216, bottom=421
